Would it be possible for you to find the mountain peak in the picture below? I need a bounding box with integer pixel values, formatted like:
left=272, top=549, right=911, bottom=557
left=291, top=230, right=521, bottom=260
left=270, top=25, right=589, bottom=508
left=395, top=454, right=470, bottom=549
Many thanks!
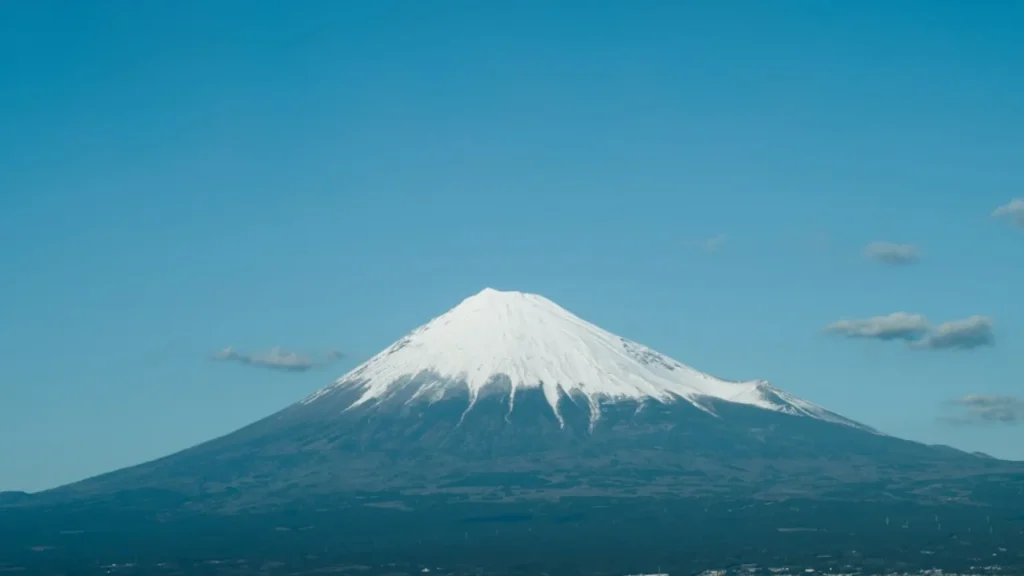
left=304, top=289, right=872, bottom=432
left=452, top=287, right=551, bottom=313
left=470, top=286, right=518, bottom=298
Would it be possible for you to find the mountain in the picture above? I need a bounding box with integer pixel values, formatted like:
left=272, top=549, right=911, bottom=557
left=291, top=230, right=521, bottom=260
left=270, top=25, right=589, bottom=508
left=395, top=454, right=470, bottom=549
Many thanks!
left=6, top=288, right=1024, bottom=574
left=0, top=491, right=31, bottom=505
left=29, top=288, right=1022, bottom=509
left=305, top=287, right=869, bottom=431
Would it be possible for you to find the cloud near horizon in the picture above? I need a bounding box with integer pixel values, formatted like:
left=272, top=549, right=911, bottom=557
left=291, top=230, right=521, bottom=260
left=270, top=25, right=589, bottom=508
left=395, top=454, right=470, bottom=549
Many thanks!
left=992, top=198, right=1024, bottom=228
left=211, top=346, right=345, bottom=372
left=824, top=313, right=930, bottom=342
left=825, top=313, right=994, bottom=350
left=864, top=242, right=919, bottom=265
left=911, top=316, right=995, bottom=350
left=943, top=395, right=1024, bottom=425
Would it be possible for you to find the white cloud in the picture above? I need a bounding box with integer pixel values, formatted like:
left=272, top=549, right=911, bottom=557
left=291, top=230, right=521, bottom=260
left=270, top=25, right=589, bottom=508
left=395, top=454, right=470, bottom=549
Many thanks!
left=825, top=314, right=995, bottom=351
left=911, top=315, right=994, bottom=350
left=211, top=346, right=345, bottom=372
left=683, top=234, right=727, bottom=252
left=863, top=242, right=919, bottom=265
left=824, top=312, right=930, bottom=341
left=944, top=394, right=1024, bottom=425
left=702, top=234, right=727, bottom=252
left=992, top=198, right=1024, bottom=228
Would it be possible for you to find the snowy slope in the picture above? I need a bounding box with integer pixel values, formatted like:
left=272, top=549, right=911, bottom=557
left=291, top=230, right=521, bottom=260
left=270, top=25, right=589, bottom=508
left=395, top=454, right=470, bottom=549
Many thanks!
left=305, top=288, right=874, bottom=432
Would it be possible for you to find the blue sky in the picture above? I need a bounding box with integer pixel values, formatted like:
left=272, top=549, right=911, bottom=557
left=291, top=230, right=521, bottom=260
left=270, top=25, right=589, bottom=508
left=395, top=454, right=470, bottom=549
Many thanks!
left=1, top=1, right=1022, bottom=491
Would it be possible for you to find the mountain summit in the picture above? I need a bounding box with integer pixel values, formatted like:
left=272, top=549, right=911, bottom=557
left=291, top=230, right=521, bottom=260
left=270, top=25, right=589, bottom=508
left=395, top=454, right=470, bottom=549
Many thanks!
left=305, top=288, right=868, bottom=431
left=30, top=288, right=1021, bottom=511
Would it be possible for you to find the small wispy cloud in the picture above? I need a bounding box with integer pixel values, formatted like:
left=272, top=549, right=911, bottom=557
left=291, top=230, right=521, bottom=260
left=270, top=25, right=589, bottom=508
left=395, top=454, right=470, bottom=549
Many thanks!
left=824, top=314, right=994, bottom=350
left=992, top=198, right=1024, bottom=228
left=824, top=312, right=930, bottom=342
left=864, top=242, right=919, bottom=265
left=811, top=231, right=831, bottom=254
left=211, top=346, right=345, bottom=372
left=702, top=234, right=727, bottom=252
left=911, top=315, right=994, bottom=350
left=684, top=234, right=727, bottom=253
left=943, top=395, right=1024, bottom=425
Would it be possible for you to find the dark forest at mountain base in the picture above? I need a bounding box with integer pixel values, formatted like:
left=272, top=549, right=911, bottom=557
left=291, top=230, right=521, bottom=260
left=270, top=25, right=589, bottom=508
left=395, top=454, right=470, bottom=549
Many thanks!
left=3, top=495, right=1023, bottom=576
left=37, top=385, right=1024, bottom=511
left=9, top=383, right=1024, bottom=575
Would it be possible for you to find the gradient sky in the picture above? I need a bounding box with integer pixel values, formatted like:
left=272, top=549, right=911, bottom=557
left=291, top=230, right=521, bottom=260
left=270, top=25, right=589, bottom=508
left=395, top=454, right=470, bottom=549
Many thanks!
left=2, top=1, right=1022, bottom=492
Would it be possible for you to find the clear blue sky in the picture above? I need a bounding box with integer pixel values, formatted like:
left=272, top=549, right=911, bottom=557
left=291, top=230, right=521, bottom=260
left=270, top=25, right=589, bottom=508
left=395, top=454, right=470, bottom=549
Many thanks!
left=2, top=1, right=1022, bottom=492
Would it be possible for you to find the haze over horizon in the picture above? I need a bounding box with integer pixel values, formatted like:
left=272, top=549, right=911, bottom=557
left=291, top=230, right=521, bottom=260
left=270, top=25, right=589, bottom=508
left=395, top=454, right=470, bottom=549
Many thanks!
left=1, top=1, right=1022, bottom=492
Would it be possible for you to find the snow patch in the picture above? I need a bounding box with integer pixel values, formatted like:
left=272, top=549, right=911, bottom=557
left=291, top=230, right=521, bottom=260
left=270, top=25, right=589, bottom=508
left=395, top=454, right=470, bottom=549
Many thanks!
left=304, top=288, right=874, bottom=432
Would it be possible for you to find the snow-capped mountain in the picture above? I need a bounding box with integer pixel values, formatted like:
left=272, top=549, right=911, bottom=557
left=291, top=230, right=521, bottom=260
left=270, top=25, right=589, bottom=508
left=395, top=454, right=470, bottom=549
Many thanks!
left=304, top=288, right=870, bottom=432
left=32, top=288, right=1016, bottom=511
left=11, top=288, right=1024, bottom=576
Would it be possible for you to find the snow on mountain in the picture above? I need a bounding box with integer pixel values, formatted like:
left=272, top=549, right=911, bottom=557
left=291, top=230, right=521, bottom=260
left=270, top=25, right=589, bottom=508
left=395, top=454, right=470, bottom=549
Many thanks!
left=304, top=288, right=873, bottom=432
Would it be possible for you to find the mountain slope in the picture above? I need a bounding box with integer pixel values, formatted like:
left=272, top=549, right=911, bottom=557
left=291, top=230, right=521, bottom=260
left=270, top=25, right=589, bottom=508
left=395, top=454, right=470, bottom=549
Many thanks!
left=25, top=288, right=1024, bottom=511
